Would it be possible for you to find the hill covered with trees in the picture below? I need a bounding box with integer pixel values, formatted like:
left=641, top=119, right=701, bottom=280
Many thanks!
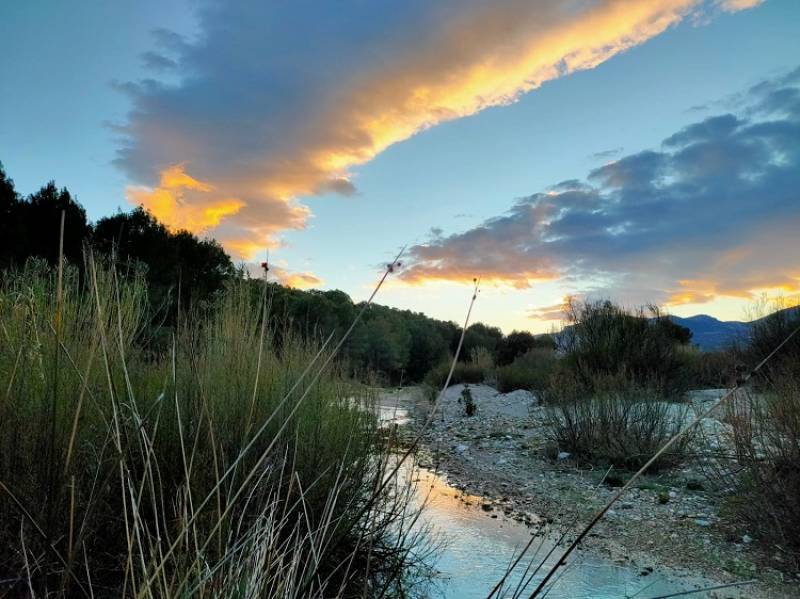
left=0, top=161, right=548, bottom=383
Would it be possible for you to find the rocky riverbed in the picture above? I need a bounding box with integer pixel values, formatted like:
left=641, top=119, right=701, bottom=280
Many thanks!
left=386, top=384, right=800, bottom=598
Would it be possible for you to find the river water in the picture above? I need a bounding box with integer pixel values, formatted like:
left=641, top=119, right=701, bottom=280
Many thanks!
left=376, top=394, right=723, bottom=599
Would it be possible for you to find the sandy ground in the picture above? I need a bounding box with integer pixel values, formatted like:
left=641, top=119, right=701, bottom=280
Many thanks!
left=386, top=384, right=800, bottom=599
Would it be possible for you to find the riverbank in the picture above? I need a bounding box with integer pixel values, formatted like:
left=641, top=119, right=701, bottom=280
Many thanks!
left=388, top=385, right=800, bottom=598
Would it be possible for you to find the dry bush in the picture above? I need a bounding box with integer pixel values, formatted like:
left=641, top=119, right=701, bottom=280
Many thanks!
left=545, top=372, right=692, bottom=471
left=720, top=370, right=800, bottom=566
left=684, top=347, right=736, bottom=389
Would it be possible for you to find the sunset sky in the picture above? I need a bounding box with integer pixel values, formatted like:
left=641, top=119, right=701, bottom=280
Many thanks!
left=2, top=0, right=798, bottom=332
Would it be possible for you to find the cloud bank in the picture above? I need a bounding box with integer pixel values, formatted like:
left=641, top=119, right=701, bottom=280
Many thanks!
left=402, top=69, right=800, bottom=313
left=116, top=0, right=761, bottom=265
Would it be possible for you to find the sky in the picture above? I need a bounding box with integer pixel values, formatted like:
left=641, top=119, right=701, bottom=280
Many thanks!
left=1, top=0, right=799, bottom=332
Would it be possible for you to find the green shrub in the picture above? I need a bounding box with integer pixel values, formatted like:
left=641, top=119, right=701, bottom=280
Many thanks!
left=559, top=298, right=693, bottom=396
left=0, top=260, right=421, bottom=597
left=496, top=330, right=556, bottom=366
left=461, top=385, right=477, bottom=417
left=423, top=361, right=485, bottom=388
left=496, top=348, right=557, bottom=392
left=544, top=372, right=692, bottom=471
left=424, top=347, right=493, bottom=389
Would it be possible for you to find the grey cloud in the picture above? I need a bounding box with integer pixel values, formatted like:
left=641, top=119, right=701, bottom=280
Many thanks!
left=589, top=147, right=624, bottom=160
left=548, top=179, right=594, bottom=192
left=662, top=114, right=741, bottom=147
left=403, top=69, right=800, bottom=303
left=151, top=28, right=190, bottom=54
left=141, top=51, right=178, bottom=71
left=113, top=0, right=761, bottom=256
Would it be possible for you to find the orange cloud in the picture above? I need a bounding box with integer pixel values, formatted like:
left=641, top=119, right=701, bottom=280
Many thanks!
left=308, top=0, right=710, bottom=183
left=127, top=164, right=244, bottom=233
left=528, top=300, right=569, bottom=322
left=254, top=265, right=323, bottom=289
left=666, top=271, right=800, bottom=307
left=278, top=271, right=323, bottom=290
left=216, top=238, right=272, bottom=262
left=400, top=268, right=556, bottom=289
left=121, top=0, right=761, bottom=259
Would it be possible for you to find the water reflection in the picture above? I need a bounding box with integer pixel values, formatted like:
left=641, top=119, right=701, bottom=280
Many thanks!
left=375, top=391, right=724, bottom=599
left=412, top=467, right=696, bottom=599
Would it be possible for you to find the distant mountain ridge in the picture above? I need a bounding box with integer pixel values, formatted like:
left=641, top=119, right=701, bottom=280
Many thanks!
left=669, top=306, right=800, bottom=351
left=667, top=314, right=749, bottom=351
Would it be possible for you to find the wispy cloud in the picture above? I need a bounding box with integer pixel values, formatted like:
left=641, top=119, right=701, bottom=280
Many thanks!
left=528, top=301, right=570, bottom=322
left=243, top=263, right=323, bottom=289
left=270, top=266, right=323, bottom=290
left=402, top=69, right=800, bottom=307
left=115, top=0, right=760, bottom=259
left=590, top=147, right=625, bottom=161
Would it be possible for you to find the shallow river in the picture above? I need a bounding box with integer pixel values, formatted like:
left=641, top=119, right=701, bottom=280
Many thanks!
left=377, top=395, right=725, bottom=599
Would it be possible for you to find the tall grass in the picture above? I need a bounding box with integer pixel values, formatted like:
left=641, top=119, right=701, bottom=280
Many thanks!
left=0, top=258, right=424, bottom=597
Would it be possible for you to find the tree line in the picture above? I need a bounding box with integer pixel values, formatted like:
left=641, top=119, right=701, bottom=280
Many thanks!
left=0, top=162, right=550, bottom=383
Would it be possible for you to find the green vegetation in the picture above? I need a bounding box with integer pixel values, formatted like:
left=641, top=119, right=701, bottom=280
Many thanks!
left=0, top=261, right=425, bottom=596
left=423, top=347, right=494, bottom=390
left=496, top=348, right=557, bottom=393
left=460, top=386, right=477, bottom=417
left=0, top=161, right=555, bottom=387
left=0, top=165, right=235, bottom=323
left=558, top=298, right=694, bottom=396
left=5, top=159, right=800, bottom=585
left=93, top=207, right=236, bottom=319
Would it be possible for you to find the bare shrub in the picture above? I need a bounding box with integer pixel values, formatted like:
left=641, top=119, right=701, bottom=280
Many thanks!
left=721, top=370, right=800, bottom=566
left=545, top=372, right=692, bottom=471
left=684, top=346, right=737, bottom=388
left=743, top=298, right=800, bottom=381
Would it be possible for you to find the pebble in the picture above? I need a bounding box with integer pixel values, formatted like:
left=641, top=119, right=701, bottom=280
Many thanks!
left=408, top=386, right=773, bottom=588
left=694, top=518, right=712, bottom=527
